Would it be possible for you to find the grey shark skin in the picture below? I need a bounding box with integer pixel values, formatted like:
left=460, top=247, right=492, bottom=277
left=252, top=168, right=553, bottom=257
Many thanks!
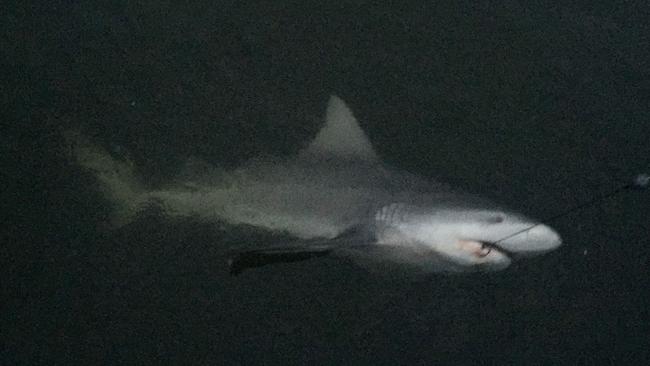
left=69, top=95, right=562, bottom=275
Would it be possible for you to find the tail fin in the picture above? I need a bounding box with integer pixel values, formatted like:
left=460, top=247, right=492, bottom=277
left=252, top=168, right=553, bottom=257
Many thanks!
left=64, top=130, right=143, bottom=227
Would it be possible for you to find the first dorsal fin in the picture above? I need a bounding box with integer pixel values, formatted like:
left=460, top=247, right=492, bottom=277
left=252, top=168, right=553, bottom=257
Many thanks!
left=301, top=95, right=378, bottom=161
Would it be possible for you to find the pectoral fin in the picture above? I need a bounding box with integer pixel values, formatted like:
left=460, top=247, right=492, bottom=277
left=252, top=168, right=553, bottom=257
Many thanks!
left=228, top=227, right=371, bottom=275
left=228, top=245, right=333, bottom=275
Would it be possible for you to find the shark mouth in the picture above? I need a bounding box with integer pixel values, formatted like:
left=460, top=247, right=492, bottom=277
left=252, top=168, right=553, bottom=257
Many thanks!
left=459, top=239, right=514, bottom=259
left=481, top=241, right=516, bottom=257
left=480, top=241, right=516, bottom=258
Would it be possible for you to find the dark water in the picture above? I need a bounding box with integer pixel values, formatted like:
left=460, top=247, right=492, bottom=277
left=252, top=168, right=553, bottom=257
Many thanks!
left=3, top=1, right=649, bottom=364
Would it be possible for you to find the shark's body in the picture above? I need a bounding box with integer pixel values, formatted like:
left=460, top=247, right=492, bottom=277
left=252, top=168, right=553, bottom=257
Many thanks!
left=69, top=96, right=562, bottom=275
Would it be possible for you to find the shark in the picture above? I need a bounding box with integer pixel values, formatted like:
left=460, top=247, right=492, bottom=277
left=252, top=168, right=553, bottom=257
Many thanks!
left=68, top=95, right=562, bottom=276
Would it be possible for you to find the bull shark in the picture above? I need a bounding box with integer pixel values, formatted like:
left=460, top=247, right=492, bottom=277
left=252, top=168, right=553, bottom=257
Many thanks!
left=68, top=95, right=562, bottom=275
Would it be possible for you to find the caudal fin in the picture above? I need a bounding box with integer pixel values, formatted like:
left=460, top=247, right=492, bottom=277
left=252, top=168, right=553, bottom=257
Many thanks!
left=64, top=130, right=143, bottom=226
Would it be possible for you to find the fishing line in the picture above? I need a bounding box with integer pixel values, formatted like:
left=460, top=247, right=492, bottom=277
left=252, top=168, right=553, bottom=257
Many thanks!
left=492, top=173, right=649, bottom=245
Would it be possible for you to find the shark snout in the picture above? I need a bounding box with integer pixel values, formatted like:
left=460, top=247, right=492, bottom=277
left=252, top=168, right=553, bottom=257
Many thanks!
left=498, top=224, right=562, bottom=256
